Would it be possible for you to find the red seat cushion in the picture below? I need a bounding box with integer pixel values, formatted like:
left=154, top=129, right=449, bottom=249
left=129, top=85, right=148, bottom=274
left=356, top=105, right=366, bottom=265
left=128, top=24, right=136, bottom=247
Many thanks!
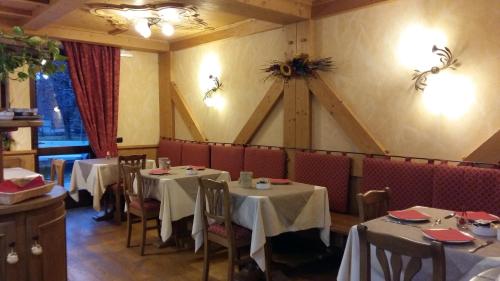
left=432, top=165, right=500, bottom=216
left=294, top=152, right=351, bottom=213
left=158, top=139, right=182, bottom=166
left=181, top=143, right=210, bottom=167
left=208, top=223, right=251, bottom=241
left=243, top=147, right=286, bottom=179
left=210, top=145, right=244, bottom=180
left=362, top=158, right=435, bottom=210
left=129, top=198, right=161, bottom=212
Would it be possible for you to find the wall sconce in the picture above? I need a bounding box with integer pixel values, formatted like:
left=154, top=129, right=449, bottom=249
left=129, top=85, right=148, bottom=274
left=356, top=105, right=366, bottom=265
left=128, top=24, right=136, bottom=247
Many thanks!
left=203, top=75, right=223, bottom=108
left=412, top=45, right=460, bottom=91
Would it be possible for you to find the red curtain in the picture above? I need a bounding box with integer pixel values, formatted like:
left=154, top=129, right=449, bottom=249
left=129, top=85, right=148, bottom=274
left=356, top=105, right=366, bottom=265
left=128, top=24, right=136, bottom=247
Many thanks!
left=63, top=41, right=120, bottom=158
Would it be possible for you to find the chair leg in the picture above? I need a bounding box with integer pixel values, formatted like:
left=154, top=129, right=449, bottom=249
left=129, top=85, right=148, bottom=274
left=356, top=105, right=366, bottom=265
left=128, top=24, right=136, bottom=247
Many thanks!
left=140, top=217, right=147, bottom=256
left=228, top=246, right=235, bottom=281
left=264, top=241, right=272, bottom=281
left=126, top=212, right=132, bottom=248
left=202, top=240, right=210, bottom=281
left=114, top=190, right=122, bottom=224
left=156, top=218, right=162, bottom=240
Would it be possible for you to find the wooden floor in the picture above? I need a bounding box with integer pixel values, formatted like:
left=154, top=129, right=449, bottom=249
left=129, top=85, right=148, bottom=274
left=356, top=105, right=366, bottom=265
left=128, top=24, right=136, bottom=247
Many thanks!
left=66, top=207, right=341, bottom=281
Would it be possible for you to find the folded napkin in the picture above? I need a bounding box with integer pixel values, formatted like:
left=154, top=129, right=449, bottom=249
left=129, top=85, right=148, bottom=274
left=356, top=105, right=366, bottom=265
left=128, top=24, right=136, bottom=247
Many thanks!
left=149, top=169, right=170, bottom=175
left=0, top=176, right=45, bottom=193
left=422, top=228, right=474, bottom=242
left=459, top=211, right=499, bottom=222
left=270, top=178, right=291, bottom=185
left=388, top=209, right=430, bottom=221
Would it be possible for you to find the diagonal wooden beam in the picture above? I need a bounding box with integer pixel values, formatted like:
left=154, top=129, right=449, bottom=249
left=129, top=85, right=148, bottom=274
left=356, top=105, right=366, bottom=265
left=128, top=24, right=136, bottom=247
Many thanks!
left=170, top=82, right=206, bottom=142
left=0, top=6, right=32, bottom=18
left=23, top=0, right=87, bottom=30
left=312, top=0, right=390, bottom=18
left=180, top=0, right=311, bottom=24
left=171, top=19, right=282, bottom=51
left=234, top=80, right=284, bottom=144
left=463, top=130, right=500, bottom=164
left=307, top=75, right=387, bottom=154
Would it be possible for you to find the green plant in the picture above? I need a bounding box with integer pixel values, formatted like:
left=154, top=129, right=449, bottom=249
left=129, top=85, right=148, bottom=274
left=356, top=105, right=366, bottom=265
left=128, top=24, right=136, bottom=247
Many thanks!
left=0, top=26, right=66, bottom=82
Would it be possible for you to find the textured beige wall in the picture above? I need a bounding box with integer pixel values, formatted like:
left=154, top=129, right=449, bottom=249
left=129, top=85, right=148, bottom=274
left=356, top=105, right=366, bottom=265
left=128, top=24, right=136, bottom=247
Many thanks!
left=171, top=0, right=500, bottom=161
left=8, top=77, right=32, bottom=151
left=171, top=28, right=287, bottom=146
left=118, top=50, right=160, bottom=146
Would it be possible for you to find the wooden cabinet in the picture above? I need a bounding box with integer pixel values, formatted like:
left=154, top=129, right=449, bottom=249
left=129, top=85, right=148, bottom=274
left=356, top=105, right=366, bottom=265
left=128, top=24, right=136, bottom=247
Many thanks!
left=0, top=186, right=67, bottom=281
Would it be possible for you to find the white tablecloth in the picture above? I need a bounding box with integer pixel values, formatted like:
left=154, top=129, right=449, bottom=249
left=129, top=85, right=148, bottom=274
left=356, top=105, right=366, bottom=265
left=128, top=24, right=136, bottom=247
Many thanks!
left=337, top=207, right=500, bottom=281
left=192, top=181, right=331, bottom=271
left=69, top=158, right=156, bottom=211
left=4, top=167, right=41, bottom=180
left=140, top=167, right=231, bottom=242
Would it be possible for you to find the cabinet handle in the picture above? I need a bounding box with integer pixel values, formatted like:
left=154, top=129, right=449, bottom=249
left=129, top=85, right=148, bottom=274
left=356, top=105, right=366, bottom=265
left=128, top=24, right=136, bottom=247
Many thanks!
left=31, top=236, right=43, bottom=256
left=6, top=242, right=19, bottom=265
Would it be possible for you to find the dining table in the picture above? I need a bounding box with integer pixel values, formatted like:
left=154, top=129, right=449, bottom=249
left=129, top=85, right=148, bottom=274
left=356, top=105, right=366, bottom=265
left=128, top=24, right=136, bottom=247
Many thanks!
left=337, top=206, right=500, bottom=281
left=69, top=157, right=156, bottom=211
left=4, top=167, right=41, bottom=180
left=192, top=180, right=331, bottom=272
left=140, top=166, right=231, bottom=243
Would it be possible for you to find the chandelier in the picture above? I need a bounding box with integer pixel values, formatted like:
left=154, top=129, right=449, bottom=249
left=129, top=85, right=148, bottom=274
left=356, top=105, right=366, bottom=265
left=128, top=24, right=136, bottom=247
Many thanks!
left=87, top=3, right=211, bottom=38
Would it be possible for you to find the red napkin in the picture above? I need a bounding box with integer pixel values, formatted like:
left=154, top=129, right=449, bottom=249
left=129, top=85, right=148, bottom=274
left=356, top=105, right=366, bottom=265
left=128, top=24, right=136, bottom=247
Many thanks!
left=149, top=169, right=170, bottom=175
left=21, top=176, right=45, bottom=190
left=422, top=228, right=474, bottom=242
left=459, top=211, right=499, bottom=222
left=0, top=180, right=21, bottom=193
left=388, top=210, right=430, bottom=220
left=270, top=178, right=291, bottom=185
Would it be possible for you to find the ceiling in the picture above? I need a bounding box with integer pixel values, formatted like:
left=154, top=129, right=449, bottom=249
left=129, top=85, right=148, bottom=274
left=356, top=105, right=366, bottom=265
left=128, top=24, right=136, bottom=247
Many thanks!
left=0, top=0, right=247, bottom=41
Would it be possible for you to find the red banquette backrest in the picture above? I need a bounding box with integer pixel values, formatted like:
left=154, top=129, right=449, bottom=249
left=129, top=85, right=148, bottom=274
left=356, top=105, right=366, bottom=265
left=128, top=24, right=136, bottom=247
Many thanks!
left=210, top=145, right=245, bottom=181
left=181, top=142, right=210, bottom=167
left=157, top=139, right=182, bottom=166
left=243, top=147, right=286, bottom=179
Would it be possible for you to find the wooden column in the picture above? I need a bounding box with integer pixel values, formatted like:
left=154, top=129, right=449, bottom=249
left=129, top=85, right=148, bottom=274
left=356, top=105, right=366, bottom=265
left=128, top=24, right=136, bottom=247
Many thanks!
left=158, top=51, right=174, bottom=138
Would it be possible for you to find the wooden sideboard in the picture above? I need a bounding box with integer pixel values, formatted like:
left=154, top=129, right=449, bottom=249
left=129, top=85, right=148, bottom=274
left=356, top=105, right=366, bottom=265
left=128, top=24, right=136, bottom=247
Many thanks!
left=0, top=186, right=67, bottom=281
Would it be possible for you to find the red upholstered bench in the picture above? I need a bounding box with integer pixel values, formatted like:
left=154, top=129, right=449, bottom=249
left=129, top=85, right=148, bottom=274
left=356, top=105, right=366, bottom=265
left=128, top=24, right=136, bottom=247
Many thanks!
left=362, top=158, right=435, bottom=210
left=294, top=151, right=356, bottom=236
left=157, top=139, right=182, bottom=166
left=210, top=145, right=244, bottom=180
left=243, top=147, right=286, bottom=179
left=433, top=165, right=500, bottom=216
left=181, top=143, right=210, bottom=167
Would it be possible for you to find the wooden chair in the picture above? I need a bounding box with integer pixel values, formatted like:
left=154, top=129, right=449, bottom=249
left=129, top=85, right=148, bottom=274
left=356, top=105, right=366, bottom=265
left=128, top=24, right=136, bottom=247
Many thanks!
left=106, top=154, right=147, bottom=224
left=50, top=159, right=66, bottom=186
left=121, top=163, right=161, bottom=256
left=358, top=224, right=445, bottom=281
left=357, top=187, right=391, bottom=222
left=199, top=178, right=272, bottom=281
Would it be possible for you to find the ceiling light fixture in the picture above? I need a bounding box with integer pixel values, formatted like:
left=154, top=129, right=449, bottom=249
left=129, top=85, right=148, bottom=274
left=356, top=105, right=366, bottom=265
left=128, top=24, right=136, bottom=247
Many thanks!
left=87, top=3, right=212, bottom=38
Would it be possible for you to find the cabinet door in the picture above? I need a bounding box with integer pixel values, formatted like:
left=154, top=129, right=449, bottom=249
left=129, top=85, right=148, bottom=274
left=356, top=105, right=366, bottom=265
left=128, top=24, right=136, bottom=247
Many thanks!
left=26, top=203, right=66, bottom=281
left=0, top=219, right=21, bottom=281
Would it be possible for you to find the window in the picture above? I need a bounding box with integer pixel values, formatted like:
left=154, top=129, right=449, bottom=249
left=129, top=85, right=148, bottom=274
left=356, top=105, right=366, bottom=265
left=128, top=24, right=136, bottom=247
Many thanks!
left=34, top=61, right=92, bottom=187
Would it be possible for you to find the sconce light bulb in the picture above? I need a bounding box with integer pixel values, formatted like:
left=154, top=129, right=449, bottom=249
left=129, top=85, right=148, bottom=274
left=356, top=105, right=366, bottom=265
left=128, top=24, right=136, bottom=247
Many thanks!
left=135, top=19, right=151, bottom=38
left=161, top=23, right=175, bottom=37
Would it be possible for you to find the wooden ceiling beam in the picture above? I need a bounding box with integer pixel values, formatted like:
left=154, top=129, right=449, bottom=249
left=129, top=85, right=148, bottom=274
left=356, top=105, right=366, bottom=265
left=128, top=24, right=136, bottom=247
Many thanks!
left=463, top=130, right=500, bottom=164
left=4, top=0, right=49, bottom=6
left=312, top=0, right=390, bottom=18
left=181, top=0, right=312, bottom=24
left=23, top=0, right=87, bottom=30
left=0, top=6, right=32, bottom=18
left=171, top=19, right=281, bottom=51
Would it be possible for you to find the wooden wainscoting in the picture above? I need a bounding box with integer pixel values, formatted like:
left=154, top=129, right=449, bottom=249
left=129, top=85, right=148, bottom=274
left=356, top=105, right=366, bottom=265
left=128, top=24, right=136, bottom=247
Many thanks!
left=117, top=145, right=158, bottom=163
left=3, top=150, right=36, bottom=171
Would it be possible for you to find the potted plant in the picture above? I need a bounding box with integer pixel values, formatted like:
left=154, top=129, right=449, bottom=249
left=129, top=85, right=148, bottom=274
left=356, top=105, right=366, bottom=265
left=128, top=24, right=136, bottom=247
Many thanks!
left=0, top=26, right=66, bottom=82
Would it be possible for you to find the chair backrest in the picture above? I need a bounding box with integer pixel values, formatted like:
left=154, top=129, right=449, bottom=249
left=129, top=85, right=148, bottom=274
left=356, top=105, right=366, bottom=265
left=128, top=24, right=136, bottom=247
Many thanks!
left=118, top=154, right=146, bottom=185
left=198, top=178, right=234, bottom=240
left=358, top=224, right=445, bottom=281
left=357, top=187, right=391, bottom=222
left=50, top=159, right=66, bottom=186
left=121, top=163, right=146, bottom=209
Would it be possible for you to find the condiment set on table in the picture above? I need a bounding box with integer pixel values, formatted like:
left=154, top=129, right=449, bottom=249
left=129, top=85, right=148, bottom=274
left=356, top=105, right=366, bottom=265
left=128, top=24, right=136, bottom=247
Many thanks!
left=387, top=208, right=500, bottom=246
left=238, top=171, right=291, bottom=189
